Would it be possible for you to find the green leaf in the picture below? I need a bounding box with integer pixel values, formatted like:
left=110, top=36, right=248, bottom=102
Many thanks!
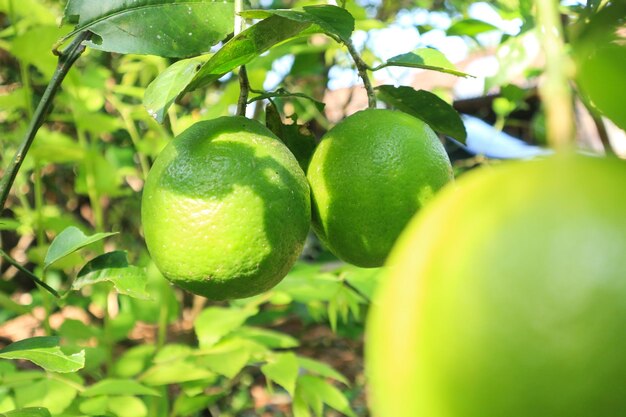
left=139, top=361, right=215, bottom=386
left=44, top=226, right=116, bottom=270
left=196, top=339, right=252, bottom=378
left=232, top=326, right=299, bottom=349
left=58, top=319, right=101, bottom=342
left=172, top=393, right=217, bottom=417
left=242, top=5, right=355, bottom=42
left=62, top=0, right=234, bottom=58
left=265, top=102, right=318, bottom=172
left=376, top=48, right=472, bottom=78
left=298, top=376, right=355, bottom=417
left=302, top=5, right=354, bottom=42
left=72, top=251, right=149, bottom=299
left=12, top=374, right=81, bottom=414
left=107, top=396, right=148, bottom=417
left=194, top=307, right=256, bottom=349
left=81, top=379, right=160, bottom=397
left=143, top=56, right=208, bottom=122
left=292, top=388, right=312, bottom=417
left=447, top=18, right=499, bottom=38
left=111, top=345, right=156, bottom=378
left=376, top=85, right=467, bottom=143
left=1, top=408, right=51, bottom=417
left=78, top=396, right=108, bottom=416
left=189, top=15, right=312, bottom=89
left=29, top=129, right=85, bottom=164
left=0, top=337, right=85, bottom=373
left=261, top=352, right=299, bottom=396
left=297, top=357, right=349, bottom=386
left=10, top=26, right=70, bottom=79
left=153, top=344, right=193, bottom=364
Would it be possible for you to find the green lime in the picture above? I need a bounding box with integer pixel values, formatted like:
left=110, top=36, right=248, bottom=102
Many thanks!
left=307, top=109, right=453, bottom=268
left=141, top=116, right=311, bottom=301
left=366, top=154, right=626, bottom=417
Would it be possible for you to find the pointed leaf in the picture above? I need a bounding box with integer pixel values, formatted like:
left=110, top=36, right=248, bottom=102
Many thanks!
left=447, top=18, right=499, bottom=37
left=106, top=395, right=148, bottom=417
left=62, top=0, right=234, bottom=58
left=242, top=5, right=354, bottom=42
left=261, top=352, right=299, bottom=396
left=139, top=361, right=214, bottom=386
left=376, top=85, right=467, bottom=143
left=189, top=15, right=313, bottom=90
left=72, top=251, right=149, bottom=299
left=298, top=376, right=355, bottom=417
left=292, top=388, right=312, bottom=417
left=81, top=379, right=160, bottom=397
left=298, top=357, right=349, bottom=386
left=0, top=337, right=85, bottom=373
left=44, top=226, right=116, bottom=270
left=377, top=48, right=472, bottom=78
left=233, top=326, right=299, bottom=349
left=144, top=56, right=208, bottom=122
left=197, top=339, right=252, bottom=378
left=2, top=408, right=51, bottom=417
left=194, top=307, right=256, bottom=349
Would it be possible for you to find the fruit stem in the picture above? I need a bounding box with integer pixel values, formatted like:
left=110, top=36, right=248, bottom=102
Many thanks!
left=234, top=0, right=249, bottom=117
left=535, top=0, right=576, bottom=150
left=345, top=39, right=377, bottom=109
left=0, top=30, right=91, bottom=212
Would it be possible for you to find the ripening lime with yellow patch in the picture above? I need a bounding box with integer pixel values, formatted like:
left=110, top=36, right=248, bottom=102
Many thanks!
left=366, top=154, right=626, bottom=417
left=141, top=116, right=310, bottom=301
left=307, top=109, right=453, bottom=268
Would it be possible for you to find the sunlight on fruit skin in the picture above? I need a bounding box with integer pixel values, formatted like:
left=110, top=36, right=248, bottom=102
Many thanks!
left=141, top=116, right=311, bottom=301
left=366, top=154, right=626, bottom=417
left=307, top=109, right=453, bottom=268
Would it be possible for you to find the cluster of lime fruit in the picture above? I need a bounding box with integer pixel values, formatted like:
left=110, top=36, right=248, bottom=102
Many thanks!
left=141, top=109, right=453, bottom=300
left=141, top=4, right=626, bottom=415
left=142, top=106, right=626, bottom=415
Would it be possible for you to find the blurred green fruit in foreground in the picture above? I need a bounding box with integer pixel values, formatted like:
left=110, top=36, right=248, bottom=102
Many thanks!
left=307, top=109, right=453, bottom=268
left=573, top=2, right=626, bottom=130
left=141, top=117, right=310, bottom=300
left=366, top=154, right=626, bottom=417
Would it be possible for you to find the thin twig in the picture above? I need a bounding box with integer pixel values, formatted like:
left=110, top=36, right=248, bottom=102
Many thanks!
left=0, top=249, right=60, bottom=298
left=234, top=0, right=249, bottom=117
left=579, top=97, right=616, bottom=156
left=0, top=31, right=91, bottom=211
left=590, top=113, right=615, bottom=156
left=342, top=279, right=372, bottom=305
left=344, top=39, right=377, bottom=109
left=236, top=66, right=250, bottom=117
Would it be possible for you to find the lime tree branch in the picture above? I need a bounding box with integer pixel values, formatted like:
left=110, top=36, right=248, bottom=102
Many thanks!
left=535, top=0, right=575, bottom=150
left=235, top=0, right=249, bottom=116
left=0, top=249, right=59, bottom=298
left=344, top=39, right=376, bottom=109
left=0, top=31, right=91, bottom=211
